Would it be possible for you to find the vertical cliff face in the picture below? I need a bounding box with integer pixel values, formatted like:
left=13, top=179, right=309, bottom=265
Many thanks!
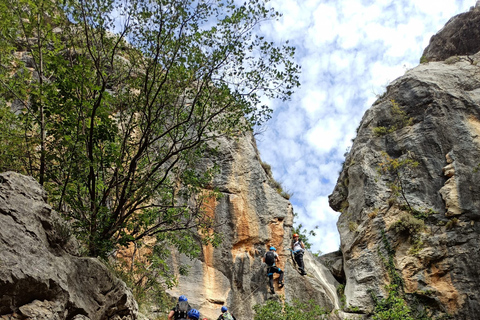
left=165, top=132, right=341, bottom=320
left=329, top=7, right=480, bottom=319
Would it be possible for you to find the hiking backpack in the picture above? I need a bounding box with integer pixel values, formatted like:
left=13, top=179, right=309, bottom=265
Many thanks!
left=222, top=312, right=234, bottom=320
left=265, top=251, right=275, bottom=266
left=175, top=300, right=189, bottom=319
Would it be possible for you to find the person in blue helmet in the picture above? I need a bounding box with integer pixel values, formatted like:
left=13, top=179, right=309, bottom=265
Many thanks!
left=168, top=295, right=191, bottom=320
left=263, top=246, right=284, bottom=294
left=217, top=306, right=236, bottom=320
left=187, top=309, right=200, bottom=320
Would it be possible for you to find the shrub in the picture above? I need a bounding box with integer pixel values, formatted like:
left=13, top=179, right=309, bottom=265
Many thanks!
left=253, top=299, right=328, bottom=320
left=372, top=100, right=413, bottom=137
left=371, top=286, right=416, bottom=320
left=348, top=221, right=358, bottom=232
left=419, top=55, right=428, bottom=64
left=445, top=217, right=459, bottom=230
left=390, top=214, right=425, bottom=235
left=261, top=161, right=273, bottom=177
left=373, top=126, right=389, bottom=137
left=368, top=208, right=380, bottom=219
left=444, top=56, right=460, bottom=65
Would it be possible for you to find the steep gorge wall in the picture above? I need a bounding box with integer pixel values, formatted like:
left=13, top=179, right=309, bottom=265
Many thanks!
left=329, top=6, right=480, bottom=319
left=164, top=132, right=341, bottom=320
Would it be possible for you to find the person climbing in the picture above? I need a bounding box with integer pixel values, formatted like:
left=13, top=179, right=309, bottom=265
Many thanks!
left=168, top=295, right=191, bottom=320
left=263, top=246, right=284, bottom=294
left=292, top=234, right=307, bottom=275
left=186, top=309, right=200, bottom=320
left=217, top=306, right=236, bottom=320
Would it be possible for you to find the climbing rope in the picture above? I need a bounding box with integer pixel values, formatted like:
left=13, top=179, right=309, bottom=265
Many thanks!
left=228, top=282, right=263, bottom=316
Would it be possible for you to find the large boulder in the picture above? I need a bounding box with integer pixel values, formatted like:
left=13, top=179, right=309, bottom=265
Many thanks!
left=0, top=172, right=138, bottom=320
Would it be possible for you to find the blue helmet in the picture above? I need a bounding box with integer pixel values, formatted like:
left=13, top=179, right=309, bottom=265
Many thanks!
left=187, top=308, right=200, bottom=319
left=178, top=295, right=187, bottom=302
left=270, top=246, right=276, bottom=251
left=221, top=306, right=228, bottom=312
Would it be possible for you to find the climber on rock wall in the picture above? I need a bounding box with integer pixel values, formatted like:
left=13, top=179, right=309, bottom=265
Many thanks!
left=217, top=306, right=236, bottom=320
left=168, top=295, right=191, bottom=320
left=263, top=246, right=284, bottom=294
left=292, top=234, right=307, bottom=275
left=186, top=309, right=200, bottom=320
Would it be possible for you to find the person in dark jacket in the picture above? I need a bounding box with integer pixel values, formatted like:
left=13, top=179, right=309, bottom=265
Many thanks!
left=264, top=246, right=284, bottom=294
left=217, top=306, right=236, bottom=320
left=168, top=295, right=191, bottom=320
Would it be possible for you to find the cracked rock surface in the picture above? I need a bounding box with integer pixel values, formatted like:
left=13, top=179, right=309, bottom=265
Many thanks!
left=0, top=172, right=138, bottom=320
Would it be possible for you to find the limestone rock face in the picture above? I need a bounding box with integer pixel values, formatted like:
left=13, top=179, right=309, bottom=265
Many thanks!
left=165, top=132, right=342, bottom=320
left=0, top=172, right=138, bottom=320
left=330, top=42, right=480, bottom=318
left=422, top=6, right=480, bottom=61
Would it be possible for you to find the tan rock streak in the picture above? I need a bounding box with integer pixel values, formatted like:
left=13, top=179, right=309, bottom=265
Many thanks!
left=230, top=193, right=259, bottom=258
left=439, top=153, right=462, bottom=216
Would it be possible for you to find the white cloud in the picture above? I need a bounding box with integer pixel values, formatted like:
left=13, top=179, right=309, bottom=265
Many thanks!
left=257, top=0, right=473, bottom=254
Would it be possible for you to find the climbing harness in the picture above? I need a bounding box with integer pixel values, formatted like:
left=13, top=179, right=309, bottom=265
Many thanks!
left=289, top=248, right=307, bottom=275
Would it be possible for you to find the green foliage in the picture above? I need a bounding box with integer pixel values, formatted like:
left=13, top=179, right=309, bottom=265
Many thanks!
left=312, top=250, right=323, bottom=257
left=444, top=56, right=460, bottom=65
left=389, top=213, right=424, bottom=235
left=292, top=222, right=318, bottom=250
left=373, top=100, right=413, bottom=137
left=337, top=284, right=347, bottom=308
left=253, top=299, right=328, bottom=320
left=373, top=126, right=389, bottom=136
left=445, top=217, right=459, bottom=230
left=420, top=55, right=429, bottom=64
left=407, top=207, right=436, bottom=220
left=0, top=0, right=300, bottom=260
left=378, top=151, right=419, bottom=212
left=373, top=231, right=434, bottom=320
left=371, top=285, right=417, bottom=320
left=368, top=207, right=380, bottom=219
left=408, top=237, right=423, bottom=255
left=0, top=103, right=30, bottom=173
left=262, top=161, right=292, bottom=199
left=379, top=230, right=403, bottom=289
left=348, top=221, right=358, bottom=232
left=0, top=0, right=300, bottom=301
left=261, top=161, right=273, bottom=177
left=104, top=245, right=177, bottom=311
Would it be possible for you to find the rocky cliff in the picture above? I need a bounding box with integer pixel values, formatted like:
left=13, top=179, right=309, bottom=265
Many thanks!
left=330, top=5, right=480, bottom=320
left=162, top=132, right=342, bottom=320
left=0, top=172, right=138, bottom=320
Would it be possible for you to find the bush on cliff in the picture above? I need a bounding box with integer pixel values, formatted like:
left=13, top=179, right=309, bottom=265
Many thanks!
left=253, top=299, right=328, bottom=320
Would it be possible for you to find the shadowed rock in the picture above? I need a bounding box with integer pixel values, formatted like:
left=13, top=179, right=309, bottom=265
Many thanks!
left=422, top=5, right=480, bottom=61
left=0, top=172, right=138, bottom=320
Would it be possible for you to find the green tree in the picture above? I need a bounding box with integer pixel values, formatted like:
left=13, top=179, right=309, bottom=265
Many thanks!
left=0, top=0, right=300, bottom=260
left=377, top=151, right=419, bottom=212
left=293, top=222, right=318, bottom=251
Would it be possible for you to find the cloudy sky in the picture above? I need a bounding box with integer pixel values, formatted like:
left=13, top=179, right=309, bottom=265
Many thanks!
left=254, top=0, right=474, bottom=254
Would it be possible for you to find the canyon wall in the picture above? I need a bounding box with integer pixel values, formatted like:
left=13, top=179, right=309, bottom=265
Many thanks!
left=329, top=5, right=480, bottom=319
left=163, top=132, right=342, bottom=320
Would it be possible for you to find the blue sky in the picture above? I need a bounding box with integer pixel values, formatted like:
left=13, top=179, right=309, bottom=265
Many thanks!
left=255, top=0, right=474, bottom=254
